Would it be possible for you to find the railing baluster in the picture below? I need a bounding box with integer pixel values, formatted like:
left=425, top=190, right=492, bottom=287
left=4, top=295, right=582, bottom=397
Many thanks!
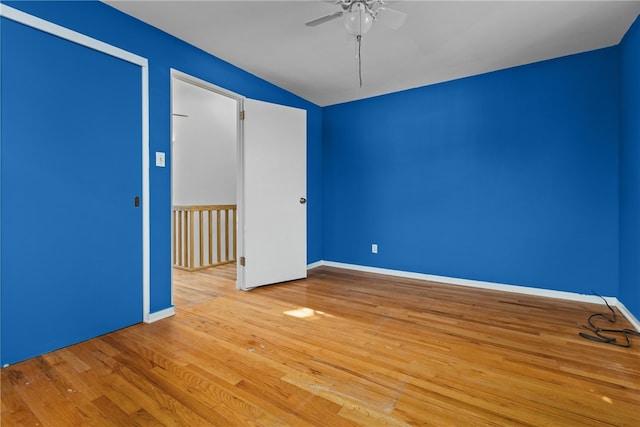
left=172, top=209, right=177, bottom=266
left=177, top=210, right=183, bottom=268
left=208, top=209, right=213, bottom=266
left=198, top=210, right=203, bottom=269
left=232, top=207, right=237, bottom=260
left=216, top=210, right=221, bottom=264
left=189, top=210, right=194, bottom=269
left=224, top=209, right=230, bottom=262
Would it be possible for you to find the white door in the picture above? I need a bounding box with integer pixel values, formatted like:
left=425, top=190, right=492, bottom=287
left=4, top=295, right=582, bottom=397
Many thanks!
left=238, top=99, right=307, bottom=290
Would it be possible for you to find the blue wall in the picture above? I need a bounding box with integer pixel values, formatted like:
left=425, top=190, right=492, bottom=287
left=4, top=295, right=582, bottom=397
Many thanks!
left=1, top=1, right=323, bottom=323
left=620, top=16, right=640, bottom=317
left=323, top=47, right=621, bottom=297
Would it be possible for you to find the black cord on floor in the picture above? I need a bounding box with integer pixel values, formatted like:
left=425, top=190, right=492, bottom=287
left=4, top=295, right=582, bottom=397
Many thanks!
left=579, top=294, right=640, bottom=347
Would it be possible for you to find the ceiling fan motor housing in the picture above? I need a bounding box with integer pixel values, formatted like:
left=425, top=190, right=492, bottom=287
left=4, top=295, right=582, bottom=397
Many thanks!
left=344, top=2, right=374, bottom=36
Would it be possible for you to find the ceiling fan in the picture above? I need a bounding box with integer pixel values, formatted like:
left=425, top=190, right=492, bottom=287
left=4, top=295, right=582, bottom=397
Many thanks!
left=305, top=0, right=408, bottom=33
left=305, top=1, right=408, bottom=87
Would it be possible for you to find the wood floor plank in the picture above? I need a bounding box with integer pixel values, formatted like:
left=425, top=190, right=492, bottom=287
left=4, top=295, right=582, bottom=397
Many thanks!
left=0, top=370, right=43, bottom=427
left=2, top=263, right=639, bottom=426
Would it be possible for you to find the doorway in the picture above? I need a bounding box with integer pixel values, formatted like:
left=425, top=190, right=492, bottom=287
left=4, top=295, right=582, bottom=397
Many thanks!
left=170, top=71, right=239, bottom=298
left=170, top=70, right=308, bottom=300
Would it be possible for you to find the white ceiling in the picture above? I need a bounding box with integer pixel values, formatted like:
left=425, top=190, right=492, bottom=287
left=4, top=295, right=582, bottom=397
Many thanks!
left=104, top=1, right=640, bottom=106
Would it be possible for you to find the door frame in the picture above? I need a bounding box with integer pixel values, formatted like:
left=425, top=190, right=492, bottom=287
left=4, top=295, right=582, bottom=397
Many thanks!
left=0, top=5, right=152, bottom=322
left=169, top=69, right=245, bottom=295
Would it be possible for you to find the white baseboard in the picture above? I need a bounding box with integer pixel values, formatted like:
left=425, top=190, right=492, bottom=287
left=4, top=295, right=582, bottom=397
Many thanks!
left=614, top=299, right=640, bottom=331
left=306, top=260, right=324, bottom=270
left=310, top=260, right=640, bottom=331
left=145, top=306, right=175, bottom=323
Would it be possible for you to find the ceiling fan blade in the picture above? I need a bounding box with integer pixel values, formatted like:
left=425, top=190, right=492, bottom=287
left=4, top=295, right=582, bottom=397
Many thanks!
left=376, top=7, right=408, bottom=30
left=305, top=11, right=344, bottom=27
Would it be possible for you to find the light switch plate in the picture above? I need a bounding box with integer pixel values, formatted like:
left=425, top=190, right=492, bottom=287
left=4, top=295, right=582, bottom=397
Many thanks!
left=155, top=152, right=166, bottom=167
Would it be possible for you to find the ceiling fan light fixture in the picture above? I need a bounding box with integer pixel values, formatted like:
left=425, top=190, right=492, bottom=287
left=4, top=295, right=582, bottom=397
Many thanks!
left=344, top=3, right=373, bottom=36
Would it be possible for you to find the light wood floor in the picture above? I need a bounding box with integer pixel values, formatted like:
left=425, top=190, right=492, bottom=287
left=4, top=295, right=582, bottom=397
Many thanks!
left=2, top=264, right=639, bottom=426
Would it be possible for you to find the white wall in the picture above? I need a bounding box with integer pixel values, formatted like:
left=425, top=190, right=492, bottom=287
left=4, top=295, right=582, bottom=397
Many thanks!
left=172, top=79, right=237, bottom=205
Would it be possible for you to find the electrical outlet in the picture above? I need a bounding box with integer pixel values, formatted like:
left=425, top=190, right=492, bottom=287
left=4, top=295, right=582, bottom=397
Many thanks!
left=372, top=243, right=378, bottom=254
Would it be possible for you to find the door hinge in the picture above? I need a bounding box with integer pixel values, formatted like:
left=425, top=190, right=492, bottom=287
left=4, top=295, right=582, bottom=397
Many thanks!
left=240, top=256, right=245, bottom=266
left=240, top=110, right=245, bottom=120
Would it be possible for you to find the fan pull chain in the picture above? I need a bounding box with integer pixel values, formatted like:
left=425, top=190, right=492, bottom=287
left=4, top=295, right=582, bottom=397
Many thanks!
left=356, top=34, right=363, bottom=88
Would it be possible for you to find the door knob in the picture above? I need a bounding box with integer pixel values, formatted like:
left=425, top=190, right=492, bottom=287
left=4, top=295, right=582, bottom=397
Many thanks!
left=299, top=197, right=306, bottom=204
